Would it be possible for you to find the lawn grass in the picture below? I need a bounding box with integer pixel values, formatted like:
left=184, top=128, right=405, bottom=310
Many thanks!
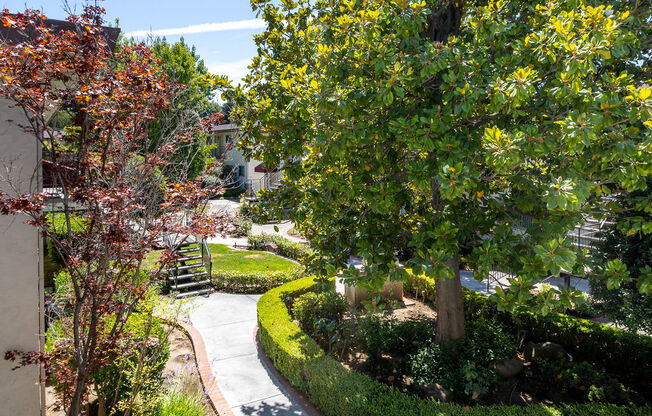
left=141, top=243, right=296, bottom=274
left=208, top=243, right=296, bottom=273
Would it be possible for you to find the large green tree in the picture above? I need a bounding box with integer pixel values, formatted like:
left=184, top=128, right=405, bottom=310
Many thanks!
left=149, top=37, right=222, bottom=180
left=229, top=0, right=651, bottom=342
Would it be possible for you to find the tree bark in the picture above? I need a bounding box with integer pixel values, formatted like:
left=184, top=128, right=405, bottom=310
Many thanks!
left=435, top=255, right=466, bottom=344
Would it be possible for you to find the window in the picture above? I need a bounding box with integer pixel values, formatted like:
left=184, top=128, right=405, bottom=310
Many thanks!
left=238, top=165, right=245, bottom=177
left=225, top=135, right=233, bottom=145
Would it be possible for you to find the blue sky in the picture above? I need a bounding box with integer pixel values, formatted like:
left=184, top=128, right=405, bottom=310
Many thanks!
left=0, top=0, right=264, bottom=89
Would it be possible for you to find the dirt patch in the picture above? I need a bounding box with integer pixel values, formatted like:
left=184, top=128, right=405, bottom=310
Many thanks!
left=243, top=253, right=265, bottom=259
left=390, top=297, right=437, bottom=321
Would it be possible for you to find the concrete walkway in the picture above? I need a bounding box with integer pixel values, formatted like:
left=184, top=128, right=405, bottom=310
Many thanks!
left=187, top=292, right=308, bottom=416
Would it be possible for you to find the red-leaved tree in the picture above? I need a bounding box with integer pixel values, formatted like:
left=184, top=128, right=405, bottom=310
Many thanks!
left=0, top=6, right=231, bottom=415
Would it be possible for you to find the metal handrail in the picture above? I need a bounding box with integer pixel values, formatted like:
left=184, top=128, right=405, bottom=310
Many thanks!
left=201, top=237, right=212, bottom=278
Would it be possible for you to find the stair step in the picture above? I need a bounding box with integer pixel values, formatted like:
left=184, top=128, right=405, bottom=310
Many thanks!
left=168, top=270, right=208, bottom=281
left=178, top=247, right=200, bottom=254
left=175, top=287, right=212, bottom=299
left=164, top=263, right=205, bottom=273
left=177, top=255, right=202, bottom=262
left=176, top=241, right=200, bottom=249
left=172, top=279, right=211, bottom=290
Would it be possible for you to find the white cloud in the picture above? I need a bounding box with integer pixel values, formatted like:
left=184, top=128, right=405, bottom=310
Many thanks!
left=207, top=59, right=252, bottom=83
left=125, top=19, right=265, bottom=38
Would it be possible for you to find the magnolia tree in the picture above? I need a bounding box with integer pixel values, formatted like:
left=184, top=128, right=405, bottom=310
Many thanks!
left=229, top=0, right=651, bottom=343
left=0, top=7, right=230, bottom=415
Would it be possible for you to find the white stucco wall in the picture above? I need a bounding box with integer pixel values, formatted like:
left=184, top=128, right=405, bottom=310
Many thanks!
left=0, top=98, right=45, bottom=415
left=211, top=130, right=265, bottom=186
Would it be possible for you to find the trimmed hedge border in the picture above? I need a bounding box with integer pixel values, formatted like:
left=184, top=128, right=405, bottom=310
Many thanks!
left=247, top=233, right=313, bottom=262
left=212, top=266, right=305, bottom=293
left=258, top=276, right=652, bottom=416
left=404, top=271, right=652, bottom=394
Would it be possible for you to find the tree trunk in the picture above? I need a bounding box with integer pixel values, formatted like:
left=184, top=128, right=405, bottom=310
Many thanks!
left=67, top=369, right=88, bottom=416
left=435, top=256, right=466, bottom=343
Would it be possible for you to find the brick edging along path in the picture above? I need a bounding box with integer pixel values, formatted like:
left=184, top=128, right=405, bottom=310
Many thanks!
left=174, top=320, right=235, bottom=416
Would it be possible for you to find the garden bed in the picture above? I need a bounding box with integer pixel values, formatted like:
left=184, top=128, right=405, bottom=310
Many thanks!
left=258, top=276, right=652, bottom=416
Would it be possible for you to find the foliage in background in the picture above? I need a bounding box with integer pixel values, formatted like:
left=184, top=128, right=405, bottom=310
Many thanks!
left=232, top=0, right=651, bottom=342
left=231, top=216, right=252, bottom=237
left=149, top=37, right=224, bottom=181
left=247, top=233, right=314, bottom=262
left=292, top=291, right=348, bottom=337
left=590, top=179, right=652, bottom=333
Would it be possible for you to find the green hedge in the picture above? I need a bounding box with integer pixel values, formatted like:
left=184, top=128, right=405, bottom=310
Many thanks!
left=212, top=266, right=304, bottom=293
left=247, top=233, right=313, bottom=262
left=404, top=271, right=652, bottom=395
left=258, top=277, right=650, bottom=416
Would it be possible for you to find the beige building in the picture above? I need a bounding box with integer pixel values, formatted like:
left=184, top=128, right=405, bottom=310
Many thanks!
left=210, top=123, right=279, bottom=193
left=0, top=97, right=46, bottom=415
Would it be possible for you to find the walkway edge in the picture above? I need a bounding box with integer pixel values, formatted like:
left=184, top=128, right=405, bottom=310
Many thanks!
left=253, top=325, right=323, bottom=416
left=173, top=319, right=236, bottom=416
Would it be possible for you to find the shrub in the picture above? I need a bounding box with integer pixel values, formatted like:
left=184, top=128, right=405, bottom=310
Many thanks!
left=45, top=212, right=88, bottom=267
left=589, top=179, right=652, bottom=334
left=231, top=216, right=252, bottom=237
left=247, top=233, right=313, bottom=262
left=92, top=313, right=170, bottom=412
left=154, top=391, right=205, bottom=416
left=292, top=291, right=348, bottom=337
left=409, top=319, right=514, bottom=402
left=213, top=266, right=305, bottom=293
left=356, top=316, right=434, bottom=362
left=539, top=360, right=629, bottom=404
left=404, top=270, right=652, bottom=397
left=258, top=277, right=648, bottom=415
left=222, top=187, right=246, bottom=199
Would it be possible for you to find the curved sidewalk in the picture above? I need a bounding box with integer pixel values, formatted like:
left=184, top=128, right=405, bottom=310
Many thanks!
left=188, top=292, right=311, bottom=416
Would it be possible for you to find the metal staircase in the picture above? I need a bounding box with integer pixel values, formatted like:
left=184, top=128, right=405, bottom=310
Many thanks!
left=245, top=170, right=282, bottom=197
left=164, top=236, right=213, bottom=298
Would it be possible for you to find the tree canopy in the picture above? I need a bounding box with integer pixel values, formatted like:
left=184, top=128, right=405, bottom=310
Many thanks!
left=230, top=0, right=651, bottom=341
left=149, top=37, right=222, bottom=180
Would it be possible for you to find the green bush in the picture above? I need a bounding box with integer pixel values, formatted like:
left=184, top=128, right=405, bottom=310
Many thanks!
left=247, top=233, right=313, bottom=262
left=292, top=291, right=348, bottom=337
left=258, top=277, right=649, bottom=415
left=589, top=179, right=652, bottom=334
left=154, top=391, right=206, bottom=416
left=356, top=315, right=434, bottom=362
left=404, top=270, right=652, bottom=397
left=231, top=216, right=252, bottom=237
left=92, top=313, right=170, bottom=411
left=539, top=360, right=629, bottom=404
left=213, top=266, right=305, bottom=293
left=409, top=319, right=515, bottom=402
left=45, top=212, right=88, bottom=267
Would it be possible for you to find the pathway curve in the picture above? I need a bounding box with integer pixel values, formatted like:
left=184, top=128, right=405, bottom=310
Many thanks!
left=187, top=292, right=308, bottom=416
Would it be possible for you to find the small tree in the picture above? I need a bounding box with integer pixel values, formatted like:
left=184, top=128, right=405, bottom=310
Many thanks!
left=0, top=7, right=231, bottom=415
left=230, top=0, right=651, bottom=343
